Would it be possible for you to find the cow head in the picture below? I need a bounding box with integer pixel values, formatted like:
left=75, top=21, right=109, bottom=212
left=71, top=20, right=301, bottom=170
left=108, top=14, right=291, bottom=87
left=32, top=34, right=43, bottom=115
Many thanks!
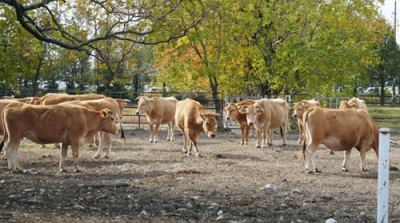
left=239, top=105, right=263, bottom=126
left=100, top=109, right=118, bottom=134
left=200, top=113, right=220, bottom=138
left=224, top=103, right=238, bottom=121
left=135, top=96, right=151, bottom=115
left=339, top=100, right=353, bottom=109
left=292, top=102, right=303, bottom=119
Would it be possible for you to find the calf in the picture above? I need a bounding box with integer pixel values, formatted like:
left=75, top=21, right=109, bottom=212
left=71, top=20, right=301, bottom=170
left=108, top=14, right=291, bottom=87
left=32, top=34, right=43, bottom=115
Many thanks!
left=0, top=102, right=117, bottom=172
left=224, top=99, right=255, bottom=145
left=135, top=96, right=177, bottom=143
left=175, top=98, right=220, bottom=157
left=302, top=107, right=379, bottom=174
left=292, top=99, right=320, bottom=144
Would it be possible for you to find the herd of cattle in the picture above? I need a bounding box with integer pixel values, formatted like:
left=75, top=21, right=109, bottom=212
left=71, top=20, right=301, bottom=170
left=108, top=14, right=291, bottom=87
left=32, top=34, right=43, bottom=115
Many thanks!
left=0, top=93, right=379, bottom=175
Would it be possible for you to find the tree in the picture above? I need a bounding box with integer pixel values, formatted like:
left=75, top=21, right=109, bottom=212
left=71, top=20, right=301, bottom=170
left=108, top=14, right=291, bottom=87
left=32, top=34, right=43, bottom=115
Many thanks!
left=366, top=32, right=400, bottom=105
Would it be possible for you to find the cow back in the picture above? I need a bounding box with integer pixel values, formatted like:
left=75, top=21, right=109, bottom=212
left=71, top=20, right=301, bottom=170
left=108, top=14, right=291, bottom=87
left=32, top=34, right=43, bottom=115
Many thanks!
left=40, top=93, right=106, bottom=105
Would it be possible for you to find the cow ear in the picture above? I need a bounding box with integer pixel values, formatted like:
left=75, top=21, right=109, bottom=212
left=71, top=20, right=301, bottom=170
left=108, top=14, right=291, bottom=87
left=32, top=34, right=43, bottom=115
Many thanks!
left=256, top=106, right=263, bottom=114
left=101, top=110, right=108, bottom=118
left=238, top=105, right=247, bottom=114
left=200, top=113, right=207, bottom=120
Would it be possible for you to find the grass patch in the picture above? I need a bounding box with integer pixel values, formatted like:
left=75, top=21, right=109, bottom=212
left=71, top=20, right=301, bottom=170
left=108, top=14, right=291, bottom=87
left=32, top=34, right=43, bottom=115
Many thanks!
left=368, top=106, right=400, bottom=136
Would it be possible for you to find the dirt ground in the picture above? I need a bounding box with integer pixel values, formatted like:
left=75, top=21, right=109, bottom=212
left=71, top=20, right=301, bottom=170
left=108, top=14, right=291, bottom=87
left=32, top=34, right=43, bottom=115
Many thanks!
left=1, top=126, right=400, bottom=223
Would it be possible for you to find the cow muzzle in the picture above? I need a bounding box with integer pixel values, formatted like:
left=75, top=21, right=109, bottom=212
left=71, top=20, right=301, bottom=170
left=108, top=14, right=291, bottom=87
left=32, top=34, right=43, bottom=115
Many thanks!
left=135, top=111, right=140, bottom=115
left=293, top=114, right=297, bottom=119
left=248, top=122, right=254, bottom=126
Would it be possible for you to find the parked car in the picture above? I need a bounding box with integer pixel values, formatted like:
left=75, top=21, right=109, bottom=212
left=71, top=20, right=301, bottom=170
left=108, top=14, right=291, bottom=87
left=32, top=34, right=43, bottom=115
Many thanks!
left=363, top=87, right=380, bottom=94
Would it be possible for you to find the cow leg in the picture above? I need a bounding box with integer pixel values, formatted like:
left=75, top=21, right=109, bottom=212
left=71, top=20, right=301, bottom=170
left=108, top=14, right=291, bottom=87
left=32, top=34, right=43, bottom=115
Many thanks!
left=189, top=132, right=201, bottom=157
left=342, top=150, right=351, bottom=172
left=71, top=144, right=82, bottom=173
left=94, top=132, right=103, bottom=159
left=60, top=143, right=68, bottom=172
left=104, top=133, right=112, bottom=159
left=153, top=121, right=161, bottom=143
left=281, top=120, right=288, bottom=146
left=244, top=125, right=251, bottom=145
left=266, top=129, right=273, bottom=146
left=148, top=123, right=154, bottom=143
left=239, top=125, right=245, bottom=145
left=6, top=139, right=22, bottom=172
left=181, top=129, right=189, bottom=154
left=167, top=121, right=175, bottom=141
left=59, top=144, right=69, bottom=172
left=305, top=142, right=320, bottom=174
left=255, top=129, right=262, bottom=148
left=359, top=147, right=368, bottom=171
left=297, top=119, right=303, bottom=144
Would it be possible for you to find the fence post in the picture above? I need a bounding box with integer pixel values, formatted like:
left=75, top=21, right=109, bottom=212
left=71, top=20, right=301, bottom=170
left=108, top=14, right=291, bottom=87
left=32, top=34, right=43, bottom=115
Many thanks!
left=377, top=127, right=390, bottom=223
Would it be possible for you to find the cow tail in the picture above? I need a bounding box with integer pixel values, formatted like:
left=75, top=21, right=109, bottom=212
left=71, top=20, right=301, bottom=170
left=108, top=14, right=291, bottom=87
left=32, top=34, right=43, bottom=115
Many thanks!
left=280, top=126, right=283, bottom=137
left=302, top=111, right=310, bottom=160
left=119, top=121, right=126, bottom=146
left=0, top=140, right=3, bottom=152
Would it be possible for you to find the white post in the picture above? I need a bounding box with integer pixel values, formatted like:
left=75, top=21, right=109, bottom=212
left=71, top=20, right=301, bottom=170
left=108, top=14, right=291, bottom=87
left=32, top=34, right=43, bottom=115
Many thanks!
left=377, top=127, right=390, bottom=223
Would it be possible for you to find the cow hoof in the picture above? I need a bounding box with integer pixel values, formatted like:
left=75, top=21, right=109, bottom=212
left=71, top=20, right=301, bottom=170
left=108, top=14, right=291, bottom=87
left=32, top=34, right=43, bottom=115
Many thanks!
left=93, top=155, right=100, bottom=159
left=11, top=169, right=23, bottom=174
left=182, top=150, right=188, bottom=154
left=244, top=142, right=248, bottom=145
left=75, top=169, right=82, bottom=173
left=255, top=145, right=261, bottom=149
left=104, top=156, right=110, bottom=159
left=187, top=152, right=192, bottom=156
left=341, top=167, right=349, bottom=172
left=240, top=142, right=244, bottom=145
left=282, top=143, right=287, bottom=147
left=59, top=169, right=68, bottom=172
left=361, top=168, right=368, bottom=172
left=314, top=169, right=321, bottom=173
left=267, top=143, right=273, bottom=147
left=196, top=154, right=202, bottom=158
left=306, top=170, right=313, bottom=174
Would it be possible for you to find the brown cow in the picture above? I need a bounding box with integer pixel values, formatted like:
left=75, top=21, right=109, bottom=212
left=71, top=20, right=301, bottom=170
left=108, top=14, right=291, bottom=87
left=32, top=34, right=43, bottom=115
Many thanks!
left=175, top=98, right=220, bottom=157
left=58, top=97, right=126, bottom=158
left=0, top=102, right=117, bottom=172
left=292, top=99, right=321, bottom=144
left=135, top=96, right=177, bottom=143
left=224, top=99, right=255, bottom=145
left=40, top=93, right=106, bottom=105
left=302, top=107, right=379, bottom=174
left=239, top=98, right=288, bottom=148
left=339, top=97, right=367, bottom=110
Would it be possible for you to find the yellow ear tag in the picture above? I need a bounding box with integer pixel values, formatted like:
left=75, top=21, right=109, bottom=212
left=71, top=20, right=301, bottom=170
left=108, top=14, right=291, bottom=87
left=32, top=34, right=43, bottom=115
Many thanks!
left=257, top=111, right=262, bottom=114
left=101, top=112, right=105, bottom=118
left=239, top=110, right=246, bottom=114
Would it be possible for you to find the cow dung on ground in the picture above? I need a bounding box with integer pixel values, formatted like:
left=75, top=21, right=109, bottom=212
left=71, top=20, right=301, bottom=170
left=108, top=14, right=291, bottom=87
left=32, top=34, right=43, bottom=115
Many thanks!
left=1, top=128, right=400, bottom=222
